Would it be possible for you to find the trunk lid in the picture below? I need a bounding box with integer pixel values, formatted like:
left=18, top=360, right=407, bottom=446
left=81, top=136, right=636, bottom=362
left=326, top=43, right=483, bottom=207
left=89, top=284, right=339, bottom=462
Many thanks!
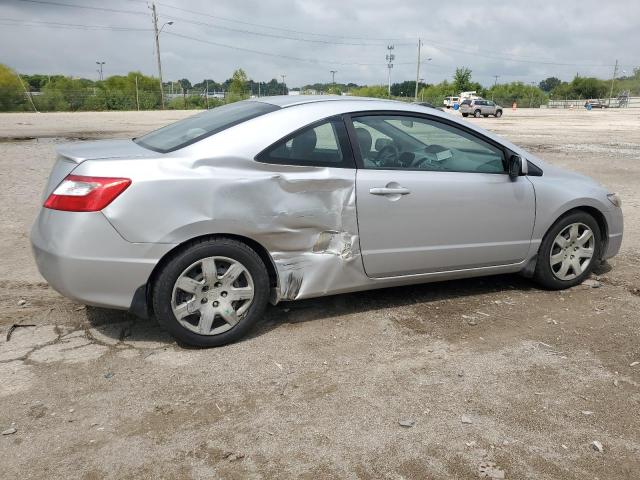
left=43, top=139, right=156, bottom=198
left=56, top=139, right=156, bottom=164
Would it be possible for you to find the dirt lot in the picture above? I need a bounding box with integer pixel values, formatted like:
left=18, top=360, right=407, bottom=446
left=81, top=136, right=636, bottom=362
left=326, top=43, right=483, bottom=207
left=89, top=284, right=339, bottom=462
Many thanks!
left=0, top=108, right=639, bottom=479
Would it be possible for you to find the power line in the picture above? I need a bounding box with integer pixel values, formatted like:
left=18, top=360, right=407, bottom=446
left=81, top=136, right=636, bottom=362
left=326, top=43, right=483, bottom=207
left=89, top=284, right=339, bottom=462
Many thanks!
left=153, top=1, right=619, bottom=68
left=156, top=13, right=413, bottom=47
left=0, top=18, right=152, bottom=31
left=163, top=31, right=394, bottom=67
left=421, top=40, right=617, bottom=68
left=14, top=0, right=147, bottom=16
left=155, top=1, right=410, bottom=42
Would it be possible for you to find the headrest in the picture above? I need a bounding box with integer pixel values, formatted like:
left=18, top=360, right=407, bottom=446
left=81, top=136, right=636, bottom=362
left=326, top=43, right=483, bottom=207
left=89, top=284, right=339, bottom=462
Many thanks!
left=354, top=127, right=372, bottom=154
left=290, top=128, right=317, bottom=158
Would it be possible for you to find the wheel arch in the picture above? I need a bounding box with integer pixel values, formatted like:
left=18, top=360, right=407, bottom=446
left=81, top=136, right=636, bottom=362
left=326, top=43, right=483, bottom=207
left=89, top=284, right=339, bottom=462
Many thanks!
left=130, top=233, right=279, bottom=319
left=522, top=205, right=609, bottom=278
left=553, top=206, right=608, bottom=248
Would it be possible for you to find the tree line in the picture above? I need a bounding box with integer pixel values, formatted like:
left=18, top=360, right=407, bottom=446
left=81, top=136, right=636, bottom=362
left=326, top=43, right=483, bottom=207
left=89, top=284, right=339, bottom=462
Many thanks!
left=0, top=65, right=287, bottom=112
left=351, top=67, right=640, bottom=108
left=1, top=63, right=638, bottom=112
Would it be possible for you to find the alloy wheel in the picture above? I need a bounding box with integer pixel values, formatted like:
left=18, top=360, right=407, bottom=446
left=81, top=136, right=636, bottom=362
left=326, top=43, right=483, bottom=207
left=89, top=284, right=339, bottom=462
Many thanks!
left=549, top=222, right=595, bottom=280
left=171, top=256, right=254, bottom=335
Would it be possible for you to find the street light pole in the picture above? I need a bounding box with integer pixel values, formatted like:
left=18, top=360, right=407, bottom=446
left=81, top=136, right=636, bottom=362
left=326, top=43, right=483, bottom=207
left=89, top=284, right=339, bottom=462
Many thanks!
left=386, top=45, right=395, bottom=96
left=330, top=70, right=337, bottom=86
left=96, top=61, right=105, bottom=81
left=414, top=38, right=421, bottom=101
left=281, top=74, right=286, bottom=95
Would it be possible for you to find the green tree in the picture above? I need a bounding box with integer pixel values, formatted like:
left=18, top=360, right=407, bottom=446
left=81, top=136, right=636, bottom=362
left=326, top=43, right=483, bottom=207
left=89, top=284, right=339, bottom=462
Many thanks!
left=453, top=67, right=474, bottom=92
left=35, top=76, right=92, bottom=111
left=177, top=78, right=192, bottom=92
left=390, top=80, right=426, bottom=97
left=193, top=79, right=222, bottom=92
left=418, top=80, right=455, bottom=105
left=570, top=75, right=607, bottom=99
left=229, top=69, right=248, bottom=98
left=350, top=85, right=389, bottom=98
left=539, top=77, right=562, bottom=92
left=0, top=64, right=26, bottom=111
left=486, top=81, right=547, bottom=107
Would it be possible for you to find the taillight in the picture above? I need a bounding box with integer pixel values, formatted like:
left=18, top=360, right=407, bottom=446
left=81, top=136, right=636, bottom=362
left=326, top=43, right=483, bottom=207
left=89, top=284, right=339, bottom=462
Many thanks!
left=44, top=175, right=131, bottom=212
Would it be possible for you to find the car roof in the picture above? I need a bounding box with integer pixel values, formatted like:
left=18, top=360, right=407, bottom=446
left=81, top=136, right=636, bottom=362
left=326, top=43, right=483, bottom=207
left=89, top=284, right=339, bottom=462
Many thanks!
left=254, top=94, right=403, bottom=108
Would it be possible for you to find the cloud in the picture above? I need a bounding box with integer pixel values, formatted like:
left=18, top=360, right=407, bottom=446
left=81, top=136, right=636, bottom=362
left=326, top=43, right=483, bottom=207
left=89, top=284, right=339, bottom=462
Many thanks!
left=1, top=0, right=637, bottom=87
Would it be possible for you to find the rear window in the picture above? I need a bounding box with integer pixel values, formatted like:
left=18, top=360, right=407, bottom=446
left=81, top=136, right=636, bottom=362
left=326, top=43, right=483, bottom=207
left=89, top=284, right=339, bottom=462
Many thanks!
left=134, top=101, right=279, bottom=153
left=461, top=100, right=472, bottom=105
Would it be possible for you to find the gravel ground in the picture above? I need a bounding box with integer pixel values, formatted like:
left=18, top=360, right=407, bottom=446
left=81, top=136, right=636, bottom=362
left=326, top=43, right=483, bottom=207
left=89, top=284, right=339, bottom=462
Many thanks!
left=0, top=108, right=639, bottom=480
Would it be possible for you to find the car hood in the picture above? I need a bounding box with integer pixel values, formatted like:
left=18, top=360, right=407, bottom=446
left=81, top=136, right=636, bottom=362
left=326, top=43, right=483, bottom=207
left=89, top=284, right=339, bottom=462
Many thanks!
left=541, top=162, right=602, bottom=187
left=56, top=139, right=157, bottom=163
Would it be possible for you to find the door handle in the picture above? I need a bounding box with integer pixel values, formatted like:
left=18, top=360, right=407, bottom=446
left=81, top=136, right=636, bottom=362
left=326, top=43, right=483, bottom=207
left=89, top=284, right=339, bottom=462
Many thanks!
left=369, top=187, right=411, bottom=195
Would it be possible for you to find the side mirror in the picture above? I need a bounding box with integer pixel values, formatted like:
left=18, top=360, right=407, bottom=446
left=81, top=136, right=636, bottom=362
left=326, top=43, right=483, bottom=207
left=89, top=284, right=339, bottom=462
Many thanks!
left=508, top=154, right=522, bottom=179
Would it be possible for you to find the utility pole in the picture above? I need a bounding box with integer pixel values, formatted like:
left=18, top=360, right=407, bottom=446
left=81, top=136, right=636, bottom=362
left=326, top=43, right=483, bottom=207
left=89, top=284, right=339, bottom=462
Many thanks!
left=608, top=59, right=618, bottom=106
left=529, top=81, right=536, bottom=108
left=151, top=3, right=166, bottom=109
left=386, top=45, right=395, bottom=96
left=492, top=75, right=499, bottom=100
left=258, top=82, right=261, bottom=97
left=205, top=80, right=209, bottom=109
left=96, top=61, right=105, bottom=81
left=281, top=74, right=286, bottom=95
left=414, top=38, right=422, bottom=101
left=17, top=73, right=38, bottom=113
left=135, top=75, right=140, bottom=110
left=330, top=70, right=337, bottom=85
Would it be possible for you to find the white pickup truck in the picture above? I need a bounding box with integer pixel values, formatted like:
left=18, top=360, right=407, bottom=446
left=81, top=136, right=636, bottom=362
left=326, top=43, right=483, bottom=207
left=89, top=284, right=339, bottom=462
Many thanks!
left=443, top=96, right=460, bottom=108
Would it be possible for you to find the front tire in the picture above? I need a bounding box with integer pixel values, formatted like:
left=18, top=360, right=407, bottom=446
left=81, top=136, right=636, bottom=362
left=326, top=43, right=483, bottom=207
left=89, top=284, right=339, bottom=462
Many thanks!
left=462, top=113, right=469, bottom=117
left=474, top=109, right=482, bottom=118
left=152, top=238, right=269, bottom=347
left=495, top=110, right=503, bottom=118
left=534, top=211, right=601, bottom=290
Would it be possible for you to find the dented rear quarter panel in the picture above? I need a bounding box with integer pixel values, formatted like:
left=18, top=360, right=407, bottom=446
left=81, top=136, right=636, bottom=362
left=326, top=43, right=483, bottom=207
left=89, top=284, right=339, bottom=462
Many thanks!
left=75, top=102, right=377, bottom=302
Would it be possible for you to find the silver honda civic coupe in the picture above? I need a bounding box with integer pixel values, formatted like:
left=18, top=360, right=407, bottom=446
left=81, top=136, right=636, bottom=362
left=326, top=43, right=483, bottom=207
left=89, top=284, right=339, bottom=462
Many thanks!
left=31, top=96, right=623, bottom=346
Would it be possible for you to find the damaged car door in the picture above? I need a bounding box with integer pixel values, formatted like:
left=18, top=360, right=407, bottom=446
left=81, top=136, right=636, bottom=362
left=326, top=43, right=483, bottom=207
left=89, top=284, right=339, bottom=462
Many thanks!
left=349, top=113, right=535, bottom=278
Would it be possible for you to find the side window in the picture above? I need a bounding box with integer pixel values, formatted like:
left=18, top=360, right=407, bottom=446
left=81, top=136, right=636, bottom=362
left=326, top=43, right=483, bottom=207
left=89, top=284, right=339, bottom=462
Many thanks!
left=256, top=118, right=353, bottom=168
left=352, top=115, right=506, bottom=174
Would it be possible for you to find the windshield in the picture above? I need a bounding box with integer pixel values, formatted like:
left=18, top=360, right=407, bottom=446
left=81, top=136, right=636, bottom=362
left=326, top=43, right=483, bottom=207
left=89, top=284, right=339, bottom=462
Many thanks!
left=134, top=101, right=279, bottom=153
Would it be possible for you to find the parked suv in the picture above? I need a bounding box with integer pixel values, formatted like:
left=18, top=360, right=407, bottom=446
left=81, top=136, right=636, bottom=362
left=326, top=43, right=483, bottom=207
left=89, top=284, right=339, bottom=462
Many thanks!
left=460, top=99, right=503, bottom=118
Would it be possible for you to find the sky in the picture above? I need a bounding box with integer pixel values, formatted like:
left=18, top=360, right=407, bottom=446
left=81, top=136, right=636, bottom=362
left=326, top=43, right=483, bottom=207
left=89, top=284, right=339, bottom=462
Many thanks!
left=1, top=0, right=638, bottom=88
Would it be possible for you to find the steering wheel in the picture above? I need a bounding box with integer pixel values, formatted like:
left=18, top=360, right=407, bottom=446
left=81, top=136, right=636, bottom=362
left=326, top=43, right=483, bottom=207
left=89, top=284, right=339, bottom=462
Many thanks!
left=375, top=144, right=400, bottom=168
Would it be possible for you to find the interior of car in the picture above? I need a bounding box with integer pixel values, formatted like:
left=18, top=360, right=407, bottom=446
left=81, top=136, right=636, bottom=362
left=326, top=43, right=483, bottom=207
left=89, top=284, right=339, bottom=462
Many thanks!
left=352, top=116, right=507, bottom=173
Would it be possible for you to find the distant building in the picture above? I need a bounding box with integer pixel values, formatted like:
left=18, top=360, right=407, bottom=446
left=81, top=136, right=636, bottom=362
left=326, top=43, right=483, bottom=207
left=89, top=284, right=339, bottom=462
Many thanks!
left=288, top=89, right=301, bottom=96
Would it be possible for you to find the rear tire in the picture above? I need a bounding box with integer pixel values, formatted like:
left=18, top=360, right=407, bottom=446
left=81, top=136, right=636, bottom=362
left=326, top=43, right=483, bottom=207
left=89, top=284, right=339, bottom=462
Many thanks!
left=474, top=109, right=482, bottom=118
left=462, top=113, right=469, bottom=117
left=152, top=238, right=269, bottom=347
left=534, top=211, right=601, bottom=290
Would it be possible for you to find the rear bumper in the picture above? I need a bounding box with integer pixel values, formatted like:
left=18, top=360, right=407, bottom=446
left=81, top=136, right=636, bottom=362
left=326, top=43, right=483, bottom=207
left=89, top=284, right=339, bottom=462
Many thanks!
left=30, top=209, right=175, bottom=309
